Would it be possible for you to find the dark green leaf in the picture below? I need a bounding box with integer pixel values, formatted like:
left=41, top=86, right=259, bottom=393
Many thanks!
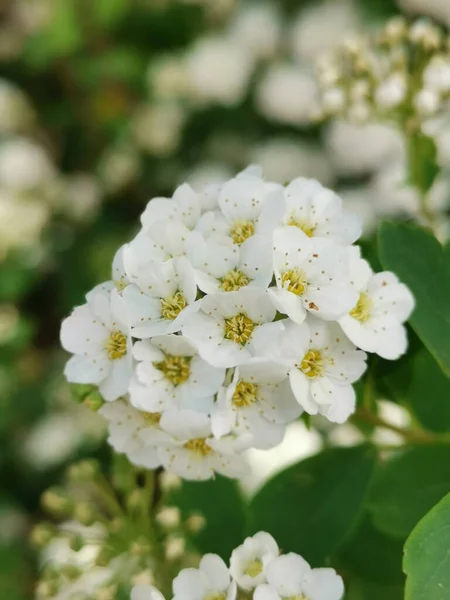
left=336, top=514, right=405, bottom=584
left=407, top=133, right=440, bottom=195
left=409, top=349, right=450, bottom=433
left=167, top=476, right=246, bottom=561
left=378, top=222, right=450, bottom=376
left=248, top=446, right=376, bottom=564
left=404, top=491, right=450, bottom=600
left=345, top=579, right=404, bottom=600
left=369, top=446, right=450, bottom=538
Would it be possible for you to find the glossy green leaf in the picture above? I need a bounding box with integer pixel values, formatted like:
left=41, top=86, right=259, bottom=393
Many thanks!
left=378, top=222, right=450, bottom=376
left=409, top=349, right=450, bottom=433
left=167, top=476, right=246, bottom=561
left=248, top=446, right=375, bottom=564
left=369, top=446, right=450, bottom=538
left=345, top=579, right=404, bottom=600
left=404, top=492, right=450, bottom=600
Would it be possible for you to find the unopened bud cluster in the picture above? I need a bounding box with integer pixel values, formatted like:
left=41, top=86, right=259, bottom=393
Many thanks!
left=316, top=16, right=450, bottom=124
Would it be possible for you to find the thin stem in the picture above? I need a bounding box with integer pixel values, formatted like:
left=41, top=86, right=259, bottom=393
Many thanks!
left=354, top=407, right=450, bottom=444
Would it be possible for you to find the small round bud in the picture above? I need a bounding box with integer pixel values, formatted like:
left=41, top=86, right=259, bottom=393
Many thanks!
left=185, top=512, right=206, bottom=534
left=414, top=88, right=440, bottom=116
left=73, top=502, right=97, bottom=526
left=67, top=459, right=100, bottom=483
left=156, top=506, right=181, bottom=529
left=130, top=536, right=152, bottom=556
left=36, top=580, right=59, bottom=598
left=131, top=569, right=154, bottom=586
left=126, top=489, right=147, bottom=513
left=30, top=523, right=57, bottom=548
left=322, top=87, right=346, bottom=114
left=41, top=488, right=73, bottom=517
left=375, top=73, right=406, bottom=109
left=164, top=536, right=185, bottom=561
left=383, top=16, right=407, bottom=44
left=70, top=383, right=96, bottom=403
left=83, top=391, right=104, bottom=411
left=60, top=563, right=81, bottom=580
left=160, top=471, right=182, bottom=492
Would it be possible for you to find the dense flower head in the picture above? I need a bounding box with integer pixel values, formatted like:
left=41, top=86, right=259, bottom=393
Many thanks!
left=131, top=531, right=344, bottom=600
left=60, top=165, right=414, bottom=480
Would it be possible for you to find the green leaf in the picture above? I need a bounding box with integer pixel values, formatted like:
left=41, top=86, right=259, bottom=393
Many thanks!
left=167, top=476, right=246, bottom=561
left=336, top=514, right=405, bottom=585
left=407, top=133, right=440, bottom=195
left=369, top=446, right=450, bottom=538
left=404, top=491, right=450, bottom=599
left=409, top=349, right=450, bottom=433
left=248, top=446, right=376, bottom=564
left=378, top=222, right=450, bottom=376
left=345, top=579, right=404, bottom=600
left=92, top=0, right=128, bottom=29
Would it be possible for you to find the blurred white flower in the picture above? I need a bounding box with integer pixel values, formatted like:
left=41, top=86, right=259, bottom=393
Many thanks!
left=0, top=79, right=34, bottom=133
left=398, top=0, right=450, bottom=27
left=374, top=73, right=407, bottom=110
left=132, top=103, right=186, bottom=155
left=290, top=0, right=361, bottom=63
left=185, top=35, right=254, bottom=106
left=148, top=54, right=189, bottom=99
left=98, top=145, right=141, bottom=193
left=324, top=121, right=404, bottom=176
left=0, top=190, right=49, bottom=255
left=250, top=138, right=334, bottom=185
left=0, top=138, right=56, bottom=192
left=228, top=2, right=282, bottom=61
left=256, top=65, right=317, bottom=125
left=63, top=173, right=102, bottom=222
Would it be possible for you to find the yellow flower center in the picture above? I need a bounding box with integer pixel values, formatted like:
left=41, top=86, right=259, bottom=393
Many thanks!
left=350, top=292, right=373, bottom=322
left=244, top=559, right=263, bottom=577
left=114, top=277, right=127, bottom=292
left=224, top=314, right=255, bottom=345
left=184, top=438, right=212, bottom=456
left=154, top=355, right=191, bottom=386
left=104, top=330, right=127, bottom=360
left=143, top=412, right=162, bottom=424
left=232, top=381, right=258, bottom=407
left=160, top=291, right=186, bottom=321
left=288, top=216, right=316, bottom=237
left=300, top=349, right=324, bottom=379
left=281, top=268, right=307, bottom=296
left=231, top=220, right=255, bottom=245
left=220, top=269, right=250, bottom=292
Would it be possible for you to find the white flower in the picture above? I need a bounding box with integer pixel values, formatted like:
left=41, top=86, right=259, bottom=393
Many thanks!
left=375, top=73, right=407, bottom=110
left=187, top=233, right=273, bottom=294
left=322, top=88, right=346, bottom=114
left=282, top=178, right=361, bottom=245
left=112, top=245, right=130, bottom=292
left=230, top=531, right=279, bottom=590
left=0, top=137, right=56, bottom=192
left=129, top=335, right=224, bottom=412
left=100, top=400, right=168, bottom=469
left=414, top=88, right=440, bottom=116
left=254, top=553, right=344, bottom=600
left=212, top=359, right=302, bottom=449
left=140, top=183, right=202, bottom=231
left=339, top=248, right=414, bottom=359
left=151, top=410, right=250, bottom=481
left=424, top=56, right=450, bottom=93
left=122, top=257, right=198, bottom=338
left=60, top=285, right=133, bottom=401
left=131, top=584, right=166, bottom=600
left=274, top=317, right=367, bottom=424
left=197, top=169, right=284, bottom=246
left=173, top=554, right=237, bottom=600
left=256, top=65, right=318, bottom=126
left=227, top=3, right=281, bottom=61
left=182, top=289, right=276, bottom=368
left=185, top=35, right=254, bottom=106
left=269, top=227, right=358, bottom=325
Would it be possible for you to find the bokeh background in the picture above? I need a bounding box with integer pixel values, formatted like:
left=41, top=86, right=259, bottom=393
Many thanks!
left=1, top=0, right=450, bottom=597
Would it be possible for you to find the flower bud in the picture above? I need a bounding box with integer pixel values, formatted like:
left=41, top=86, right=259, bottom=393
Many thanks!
left=83, top=391, right=104, bottom=411
left=73, top=502, right=97, bottom=526
left=41, top=488, right=73, bottom=517
left=68, top=533, right=85, bottom=552
left=159, top=471, right=182, bottom=492
left=156, top=506, right=181, bottom=529
left=30, top=523, right=57, bottom=548
left=164, top=536, right=185, bottom=561
left=131, top=569, right=154, bottom=586
left=66, top=459, right=100, bottom=483
left=126, top=489, right=148, bottom=513
left=185, top=512, right=206, bottom=534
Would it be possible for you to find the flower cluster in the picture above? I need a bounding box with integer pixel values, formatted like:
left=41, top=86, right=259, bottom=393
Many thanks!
left=61, top=166, right=414, bottom=480
left=316, top=16, right=450, bottom=124
left=132, top=531, right=344, bottom=600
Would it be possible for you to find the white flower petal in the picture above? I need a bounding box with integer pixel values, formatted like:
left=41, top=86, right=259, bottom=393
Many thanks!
left=302, top=568, right=344, bottom=600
